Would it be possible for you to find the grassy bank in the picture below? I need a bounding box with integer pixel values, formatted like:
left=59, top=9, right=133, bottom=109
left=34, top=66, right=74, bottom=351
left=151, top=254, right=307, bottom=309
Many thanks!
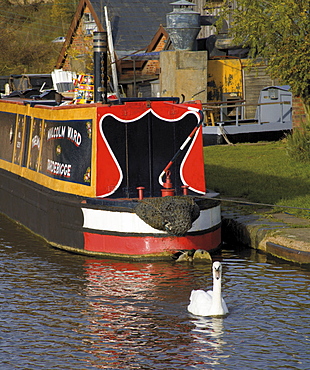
left=204, top=141, right=310, bottom=219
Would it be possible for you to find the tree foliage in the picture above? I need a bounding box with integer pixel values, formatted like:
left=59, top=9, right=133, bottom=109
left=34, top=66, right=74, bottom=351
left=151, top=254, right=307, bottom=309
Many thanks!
left=51, top=0, right=76, bottom=32
left=0, top=0, right=73, bottom=75
left=221, top=0, right=310, bottom=109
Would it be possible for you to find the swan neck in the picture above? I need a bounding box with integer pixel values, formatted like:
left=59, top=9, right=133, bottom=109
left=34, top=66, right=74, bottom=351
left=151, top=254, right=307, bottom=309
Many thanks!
left=213, top=277, right=222, bottom=298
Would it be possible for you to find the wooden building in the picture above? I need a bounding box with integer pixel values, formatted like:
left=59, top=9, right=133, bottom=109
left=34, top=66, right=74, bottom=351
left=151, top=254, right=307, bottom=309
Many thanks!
left=55, top=0, right=280, bottom=115
left=55, top=0, right=172, bottom=96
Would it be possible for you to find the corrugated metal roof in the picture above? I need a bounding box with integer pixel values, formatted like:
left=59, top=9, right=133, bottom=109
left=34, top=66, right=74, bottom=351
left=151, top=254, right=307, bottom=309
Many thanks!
left=130, top=51, right=162, bottom=60
left=90, top=0, right=173, bottom=55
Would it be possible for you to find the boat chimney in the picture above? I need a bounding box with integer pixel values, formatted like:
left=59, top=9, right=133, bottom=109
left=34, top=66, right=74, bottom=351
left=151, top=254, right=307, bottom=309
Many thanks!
left=93, top=31, right=108, bottom=103
left=166, top=0, right=201, bottom=51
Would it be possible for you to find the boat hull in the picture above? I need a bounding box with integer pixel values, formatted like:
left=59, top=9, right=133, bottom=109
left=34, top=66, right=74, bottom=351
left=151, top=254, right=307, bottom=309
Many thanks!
left=203, top=121, right=291, bottom=146
left=83, top=230, right=221, bottom=258
left=0, top=168, right=221, bottom=259
left=82, top=199, right=221, bottom=257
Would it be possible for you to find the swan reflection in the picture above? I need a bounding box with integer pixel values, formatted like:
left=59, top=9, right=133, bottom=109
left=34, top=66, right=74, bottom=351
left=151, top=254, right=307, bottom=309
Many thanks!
left=190, top=317, right=228, bottom=365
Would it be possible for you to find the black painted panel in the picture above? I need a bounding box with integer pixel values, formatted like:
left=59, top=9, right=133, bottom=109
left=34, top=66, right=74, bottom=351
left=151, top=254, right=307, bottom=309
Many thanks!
left=101, top=112, right=197, bottom=198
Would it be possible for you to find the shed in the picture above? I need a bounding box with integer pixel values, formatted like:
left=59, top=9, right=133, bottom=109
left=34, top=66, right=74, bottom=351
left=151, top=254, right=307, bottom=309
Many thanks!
left=255, top=86, right=292, bottom=123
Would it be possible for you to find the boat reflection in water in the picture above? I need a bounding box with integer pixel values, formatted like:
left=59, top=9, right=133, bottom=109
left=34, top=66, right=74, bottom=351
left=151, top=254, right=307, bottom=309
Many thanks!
left=2, top=215, right=309, bottom=370
left=82, top=258, right=225, bottom=369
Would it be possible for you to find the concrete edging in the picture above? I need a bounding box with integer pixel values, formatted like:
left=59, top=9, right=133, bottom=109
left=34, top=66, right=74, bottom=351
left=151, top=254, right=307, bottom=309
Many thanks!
left=221, top=210, right=310, bottom=264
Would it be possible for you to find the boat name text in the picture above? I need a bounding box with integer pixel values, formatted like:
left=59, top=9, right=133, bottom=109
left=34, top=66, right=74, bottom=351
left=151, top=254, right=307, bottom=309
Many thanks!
left=47, top=159, right=71, bottom=178
left=47, top=126, right=82, bottom=147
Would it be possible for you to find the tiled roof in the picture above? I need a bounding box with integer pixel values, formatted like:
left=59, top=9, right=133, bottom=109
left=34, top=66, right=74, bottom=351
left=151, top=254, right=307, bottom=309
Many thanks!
left=90, top=0, right=173, bottom=56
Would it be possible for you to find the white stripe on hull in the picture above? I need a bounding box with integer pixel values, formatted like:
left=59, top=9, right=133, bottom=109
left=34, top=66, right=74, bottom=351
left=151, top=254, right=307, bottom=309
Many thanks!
left=82, top=205, right=221, bottom=234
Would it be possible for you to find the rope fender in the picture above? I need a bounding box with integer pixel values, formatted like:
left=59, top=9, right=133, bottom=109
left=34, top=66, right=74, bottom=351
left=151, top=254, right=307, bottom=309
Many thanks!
left=135, top=196, right=200, bottom=236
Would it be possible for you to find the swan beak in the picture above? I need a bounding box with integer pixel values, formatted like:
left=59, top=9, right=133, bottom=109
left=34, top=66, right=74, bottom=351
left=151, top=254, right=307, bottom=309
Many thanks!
left=214, top=267, right=221, bottom=280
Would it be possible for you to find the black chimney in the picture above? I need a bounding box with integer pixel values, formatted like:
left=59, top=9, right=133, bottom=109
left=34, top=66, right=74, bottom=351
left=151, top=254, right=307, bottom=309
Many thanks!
left=93, top=31, right=108, bottom=103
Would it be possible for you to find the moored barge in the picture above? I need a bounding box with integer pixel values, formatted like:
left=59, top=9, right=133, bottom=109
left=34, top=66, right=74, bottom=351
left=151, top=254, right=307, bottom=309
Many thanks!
left=0, top=95, right=221, bottom=259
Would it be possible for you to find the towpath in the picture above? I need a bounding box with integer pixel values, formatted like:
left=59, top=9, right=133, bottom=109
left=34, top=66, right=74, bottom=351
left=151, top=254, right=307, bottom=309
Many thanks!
left=222, top=208, right=310, bottom=265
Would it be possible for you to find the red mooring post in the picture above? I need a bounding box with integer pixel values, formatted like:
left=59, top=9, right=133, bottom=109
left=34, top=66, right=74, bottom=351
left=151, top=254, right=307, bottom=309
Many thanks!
left=137, top=187, right=145, bottom=200
left=181, top=185, right=189, bottom=195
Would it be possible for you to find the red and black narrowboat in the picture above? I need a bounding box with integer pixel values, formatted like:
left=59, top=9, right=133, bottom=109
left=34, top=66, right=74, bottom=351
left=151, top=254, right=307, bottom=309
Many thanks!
left=0, top=30, right=221, bottom=259
left=0, top=94, right=221, bottom=259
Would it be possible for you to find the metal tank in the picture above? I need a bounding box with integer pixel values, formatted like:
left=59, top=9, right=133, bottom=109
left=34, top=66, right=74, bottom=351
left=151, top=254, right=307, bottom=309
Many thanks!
left=166, top=0, right=201, bottom=51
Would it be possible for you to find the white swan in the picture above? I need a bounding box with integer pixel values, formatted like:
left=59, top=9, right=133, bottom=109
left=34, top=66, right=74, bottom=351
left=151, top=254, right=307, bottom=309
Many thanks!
left=187, top=261, right=229, bottom=317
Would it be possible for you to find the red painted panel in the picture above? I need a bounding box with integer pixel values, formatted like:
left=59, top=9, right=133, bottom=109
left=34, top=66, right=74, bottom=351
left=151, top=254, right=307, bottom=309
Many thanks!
left=96, top=114, right=122, bottom=197
left=95, top=100, right=205, bottom=197
left=181, top=128, right=206, bottom=194
left=84, top=227, right=221, bottom=256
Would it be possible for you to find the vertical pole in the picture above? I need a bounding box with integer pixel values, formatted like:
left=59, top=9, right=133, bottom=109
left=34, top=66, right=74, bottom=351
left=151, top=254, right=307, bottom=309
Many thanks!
left=281, top=102, right=284, bottom=124
left=104, top=6, right=120, bottom=100
left=133, top=60, right=136, bottom=97
left=236, top=106, right=239, bottom=126
left=93, top=31, right=108, bottom=103
left=147, top=113, right=153, bottom=197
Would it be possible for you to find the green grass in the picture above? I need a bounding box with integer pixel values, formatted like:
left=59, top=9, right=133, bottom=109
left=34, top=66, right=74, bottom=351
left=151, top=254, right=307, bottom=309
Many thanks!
left=204, top=141, right=310, bottom=218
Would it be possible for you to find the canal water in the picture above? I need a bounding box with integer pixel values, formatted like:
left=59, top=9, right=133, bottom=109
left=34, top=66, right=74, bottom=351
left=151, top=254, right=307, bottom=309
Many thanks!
left=0, top=214, right=309, bottom=370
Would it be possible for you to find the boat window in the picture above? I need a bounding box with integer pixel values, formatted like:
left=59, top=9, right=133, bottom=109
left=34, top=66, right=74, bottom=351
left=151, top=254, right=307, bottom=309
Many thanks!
left=14, top=115, right=25, bottom=165
left=0, top=111, right=15, bottom=163
left=28, top=118, right=42, bottom=171
left=22, top=116, right=31, bottom=168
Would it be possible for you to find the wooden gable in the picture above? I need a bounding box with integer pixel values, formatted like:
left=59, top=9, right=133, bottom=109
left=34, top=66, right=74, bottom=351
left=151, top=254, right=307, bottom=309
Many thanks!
left=119, top=25, right=171, bottom=83
left=55, top=0, right=172, bottom=78
left=56, top=0, right=103, bottom=72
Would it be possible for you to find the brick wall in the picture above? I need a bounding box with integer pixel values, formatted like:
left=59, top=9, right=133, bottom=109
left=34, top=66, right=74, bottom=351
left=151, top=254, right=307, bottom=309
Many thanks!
left=62, top=8, right=93, bottom=72
left=141, top=36, right=167, bottom=75
left=292, top=96, right=307, bottom=128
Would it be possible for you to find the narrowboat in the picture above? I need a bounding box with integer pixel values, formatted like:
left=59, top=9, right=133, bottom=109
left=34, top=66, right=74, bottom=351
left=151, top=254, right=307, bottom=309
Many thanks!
left=0, top=94, right=221, bottom=259
left=202, top=86, right=292, bottom=146
left=0, top=31, right=221, bottom=259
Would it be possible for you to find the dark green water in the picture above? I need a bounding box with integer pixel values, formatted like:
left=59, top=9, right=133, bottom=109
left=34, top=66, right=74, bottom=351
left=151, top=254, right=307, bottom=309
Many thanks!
left=0, top=214, right=309, bottom=369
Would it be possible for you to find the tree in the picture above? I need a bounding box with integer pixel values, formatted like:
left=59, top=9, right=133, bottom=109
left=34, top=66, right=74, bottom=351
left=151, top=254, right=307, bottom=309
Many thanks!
left=221, top=0, right=310, bottom=119
left=51, top=0, right=76, bottom=33
left=0, top=0, right=69, bottom=75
